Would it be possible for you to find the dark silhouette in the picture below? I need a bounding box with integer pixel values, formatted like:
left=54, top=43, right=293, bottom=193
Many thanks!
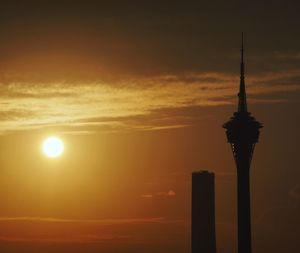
left=192, top=171, right=216, bottom=253
left=223, top=34, right=263, bottom=253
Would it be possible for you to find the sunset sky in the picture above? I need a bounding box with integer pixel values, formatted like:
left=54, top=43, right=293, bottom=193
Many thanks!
left=0, top=1, right=300, bottom=253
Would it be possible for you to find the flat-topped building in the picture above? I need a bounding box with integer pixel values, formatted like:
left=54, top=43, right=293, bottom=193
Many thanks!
left=192, top=171, right=216, bottom=253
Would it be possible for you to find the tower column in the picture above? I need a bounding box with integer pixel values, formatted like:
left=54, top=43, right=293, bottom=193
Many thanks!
left=237, top=166, right=251, bottom=253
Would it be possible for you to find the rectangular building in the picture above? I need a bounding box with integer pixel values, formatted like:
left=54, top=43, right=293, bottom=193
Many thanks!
left=192, top=171, right=216, bottom=253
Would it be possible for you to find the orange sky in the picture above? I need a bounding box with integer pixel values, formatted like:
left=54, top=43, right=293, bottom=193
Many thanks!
left=0, top=1, right=300, bottom=253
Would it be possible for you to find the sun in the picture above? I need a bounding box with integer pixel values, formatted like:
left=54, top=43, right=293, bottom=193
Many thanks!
left=42, top=136, right=64, bottom=158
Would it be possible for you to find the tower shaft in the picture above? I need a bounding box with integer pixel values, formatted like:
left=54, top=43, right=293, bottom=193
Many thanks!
left=237, top=166, right=251, bottom=253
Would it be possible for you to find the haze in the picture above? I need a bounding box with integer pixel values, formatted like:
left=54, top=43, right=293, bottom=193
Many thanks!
left=0, top=1, right=299, bottom=253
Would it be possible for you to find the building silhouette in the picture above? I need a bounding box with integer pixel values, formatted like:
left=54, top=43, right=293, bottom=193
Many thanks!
left=223, top=34, right=263, bottom=253
left=192, top=171, right=216, bottom=253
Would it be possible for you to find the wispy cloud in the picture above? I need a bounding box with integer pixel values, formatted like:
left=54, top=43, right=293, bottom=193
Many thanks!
left=0, top=71, right=299, bottom=133
left=141, top=190, right=176, bottom=198
left=0, top=234, right=131, bottom=243
left=0, top=216, right=185, bottom=244
left=0, top=216, right=178, bottom=224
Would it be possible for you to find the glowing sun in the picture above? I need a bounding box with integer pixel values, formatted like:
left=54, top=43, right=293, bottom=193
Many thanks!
left=42, top=136, right=64, bottom=158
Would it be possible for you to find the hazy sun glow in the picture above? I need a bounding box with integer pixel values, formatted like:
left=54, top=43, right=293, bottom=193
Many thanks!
left=42, top=136, right=64, bottom=158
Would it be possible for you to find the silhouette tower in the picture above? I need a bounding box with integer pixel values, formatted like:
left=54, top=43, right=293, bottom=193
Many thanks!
left=192, top=171, right=216, bottom=253
left=223, top=35, right=262, bottom=253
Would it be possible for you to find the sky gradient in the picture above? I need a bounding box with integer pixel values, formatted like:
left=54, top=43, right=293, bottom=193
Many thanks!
left=0, top=1, right=300, bottom=253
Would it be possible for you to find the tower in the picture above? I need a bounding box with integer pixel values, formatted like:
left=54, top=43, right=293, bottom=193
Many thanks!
left=223, top=34, right=263, bottom=253
left=192, top=171, right=216, bottom=253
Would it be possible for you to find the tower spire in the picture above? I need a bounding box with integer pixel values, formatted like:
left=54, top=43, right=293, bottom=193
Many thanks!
left=238, top=32, right=247, bottom=113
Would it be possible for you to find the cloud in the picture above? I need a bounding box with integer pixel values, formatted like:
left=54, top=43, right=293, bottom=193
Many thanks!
left=141, top=190, right=176, bottom=198
left=141, top=194, right=154, bottom=198
left=0, top=234, right=131, bottom=243
left=0, top=216, right=174, bottom=225
left=157, top=190, right=176, bottom=197
left=0, top=71, right=299, bottom=133
left=0, top=216, right=185, bottom=244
